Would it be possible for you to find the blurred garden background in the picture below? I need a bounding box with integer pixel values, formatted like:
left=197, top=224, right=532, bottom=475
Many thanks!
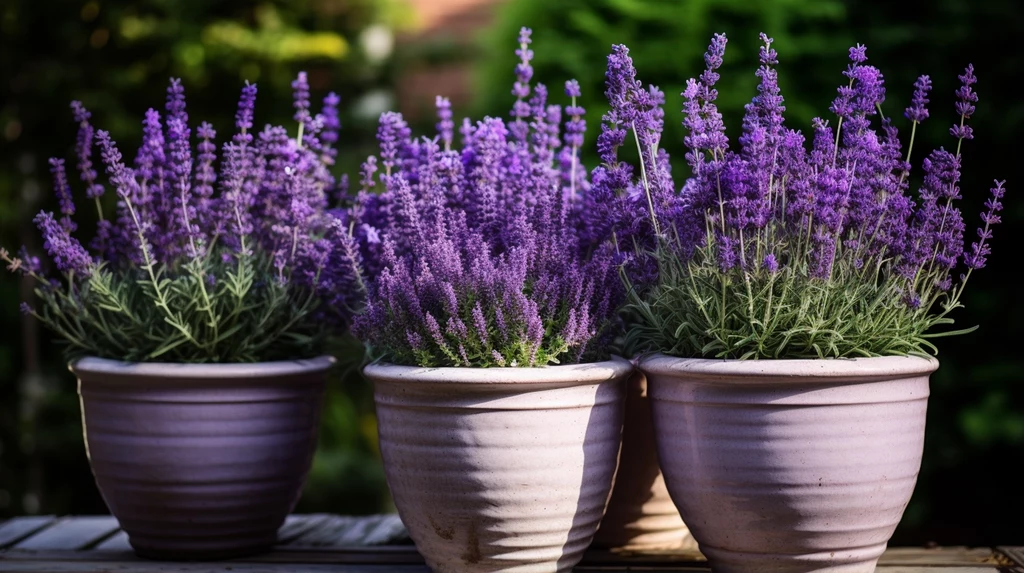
left=1, top=0, right=1021, bottom=545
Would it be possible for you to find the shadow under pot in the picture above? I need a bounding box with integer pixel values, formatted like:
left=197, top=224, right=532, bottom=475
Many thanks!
left=71, top=356, right=334, bottom=560
left=592, top=371, right=697, bottom=551
left=641, top=354, right=938, bottom=573
left=365, top=359, right=631, bottom=573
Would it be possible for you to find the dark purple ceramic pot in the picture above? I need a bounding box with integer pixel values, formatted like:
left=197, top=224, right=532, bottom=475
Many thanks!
left=71, top=356, right=334, bottom=560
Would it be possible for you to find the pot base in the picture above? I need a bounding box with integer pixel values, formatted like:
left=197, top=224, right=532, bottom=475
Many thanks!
left=700, top=543, right=885, bottom=573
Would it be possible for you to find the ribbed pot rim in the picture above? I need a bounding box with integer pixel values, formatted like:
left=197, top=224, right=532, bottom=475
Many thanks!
left=364, top=356, right=633, bottom=385
left=639, top=352, right=937, bottom=383
left=70, top=355, right=337, bottom=379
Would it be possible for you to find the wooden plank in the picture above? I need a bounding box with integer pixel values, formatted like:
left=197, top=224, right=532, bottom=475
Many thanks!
left=998, top=546, right=1024, bottom=568
left=0, top=561, right=432, bottom=572
left=92, top=531, right=131, bottom=552
left=879, top=547, right=1004, bottom=566
left=277, top=514, right=334, bottom=545
left=361, top=514, right=408, bottom=546
left=0, top=517, right=57, bottom=550
left=12, top=517, right=120, bottom=551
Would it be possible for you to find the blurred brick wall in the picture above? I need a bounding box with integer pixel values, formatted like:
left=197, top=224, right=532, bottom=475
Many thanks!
left=397, top=0, right=507, bottom=122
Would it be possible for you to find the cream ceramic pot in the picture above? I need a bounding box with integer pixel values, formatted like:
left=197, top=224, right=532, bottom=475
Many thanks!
left=641, top=354, right=938, bottom=573
left=366, top=359, right=631, bottom=573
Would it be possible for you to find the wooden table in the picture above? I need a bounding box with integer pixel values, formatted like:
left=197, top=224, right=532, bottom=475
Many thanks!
left=1, top=514, right=1022, bottom=572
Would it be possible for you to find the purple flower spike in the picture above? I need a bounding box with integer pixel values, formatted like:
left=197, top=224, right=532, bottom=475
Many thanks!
left=33, top=212, right=92, bottom=276
left=951, top=64, right=978, bottom=141
left=71, top=101, right=104, bottom=200
left=48, top=158, right=75, bottom=226
left=236, top=82, right=258, bottom=138
left=292, top=71, right=311, bottom=126
left=964, top=180, right=1006, bottom=270
left=436, top=96, right=454, bottom=149
left=905, top=75, right=932, bottom=123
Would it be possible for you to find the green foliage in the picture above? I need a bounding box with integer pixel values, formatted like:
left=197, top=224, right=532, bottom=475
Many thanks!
left=625, top=244, right=976, bottom=360
left=7, top=248, right=335, bottom=364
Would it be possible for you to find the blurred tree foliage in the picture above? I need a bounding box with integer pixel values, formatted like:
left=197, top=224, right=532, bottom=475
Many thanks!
left=476, top=0, right=1022, bottom=546
left=0, top=0, right=407, bottom=518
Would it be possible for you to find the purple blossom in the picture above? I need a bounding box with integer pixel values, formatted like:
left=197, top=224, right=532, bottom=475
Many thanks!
left=606, top=32, right=1005, bottom=325
left=292, top=71, right=311, bottom=127
left=71, top=101, right=104, bottom=200
left=352, top=32, right=621, bottom=367
left=236, top=81, right=258, bottom=134
left=950, top=65, right=978, bottom=141
left=33, top=212, right=92, bottom=276
left=436, top=96, right=454, bottom=149
left=48, top=158, right=75, bottom=229
left=905, top=76, right=932, bottom=123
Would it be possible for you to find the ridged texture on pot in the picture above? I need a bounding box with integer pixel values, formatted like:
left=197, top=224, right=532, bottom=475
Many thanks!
left=641, top=355, right=937, bottom=573
left=72, top=357, right=333, bottom=560
left=592, top=371, right=695, bottom=550
left=367, top=360, right=631, bottom=573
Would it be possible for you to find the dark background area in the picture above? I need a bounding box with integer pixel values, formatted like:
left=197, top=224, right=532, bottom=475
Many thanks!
left=2, top=0, right=1021, bottom=546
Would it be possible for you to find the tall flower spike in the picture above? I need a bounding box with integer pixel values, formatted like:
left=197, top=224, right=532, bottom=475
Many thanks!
left=951, top=64, right=977, bottom=142
left=48, top=158, right=75, bottom=229
left=292, top=72, right=311, bottom=126
left=33, top=211, right=92, bottom=276
left=964, top=180, right=1006, bottom=270
left=511, top=27, right=534, bottom=142
left=71, top=101, right=104, bottom=201
left=905, top=75, right=932, bottom=123
left=236, top=82, right=258, bottom=138
left=436, top=96, right=454, bottom=150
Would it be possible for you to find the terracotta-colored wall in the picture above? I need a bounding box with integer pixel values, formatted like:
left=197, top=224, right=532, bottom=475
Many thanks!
left=396, top=0, right=507, bottom=122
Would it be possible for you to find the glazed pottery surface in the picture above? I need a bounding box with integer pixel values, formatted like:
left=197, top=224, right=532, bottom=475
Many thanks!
left=641, top=354, right=938, bottom=573
left=72, top=356, right=334, bottom=560
left=592, top=371, right=695, bottom=551
left=367, top=359, right=631, bottom=573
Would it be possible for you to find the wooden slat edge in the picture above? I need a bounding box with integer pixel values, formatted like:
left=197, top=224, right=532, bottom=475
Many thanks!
left=0, top=517, right=58, bottom=550
left=997, top=547, right=1024, bottom=569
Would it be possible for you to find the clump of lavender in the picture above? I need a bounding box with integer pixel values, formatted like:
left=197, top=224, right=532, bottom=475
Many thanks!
left=2, top=77, right=364, bottom=363
left=609, top=33, right=1006, bottom=359
left=350, top=28, right=620, bottom=367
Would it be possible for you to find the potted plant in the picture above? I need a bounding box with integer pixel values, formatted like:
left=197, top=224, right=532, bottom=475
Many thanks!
left=605, top=34, right=1006, bottom=572
left=352, top=29, right=632, bottom=572
left=1, top=75, right=365, bottom=560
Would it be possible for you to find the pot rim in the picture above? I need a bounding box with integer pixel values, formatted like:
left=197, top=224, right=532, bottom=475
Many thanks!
left=639, top=352, right=938, bottom=382
left=364, top=356, right=633, bottom=385
left=70, top=355, right=337, bottom=379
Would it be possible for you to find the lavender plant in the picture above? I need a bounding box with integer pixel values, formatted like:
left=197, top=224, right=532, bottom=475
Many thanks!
left=1, top=75, right=364, bottom=363
left=350, top=29, right=621, bottom=368
left=603, top=34, right=1006, bottom=359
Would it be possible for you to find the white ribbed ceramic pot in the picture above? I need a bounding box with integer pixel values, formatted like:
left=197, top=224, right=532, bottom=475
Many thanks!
left=640, top=354, right=938, bottom=573
left=365, top=359, right=631, bottom=573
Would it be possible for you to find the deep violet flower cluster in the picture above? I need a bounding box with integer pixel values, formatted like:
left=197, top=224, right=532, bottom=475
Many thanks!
left=2, top=77, right=364, bottom=363
left=611, top=33, right=1006, bottom=359
left=350, top=28, right=621, bottom=368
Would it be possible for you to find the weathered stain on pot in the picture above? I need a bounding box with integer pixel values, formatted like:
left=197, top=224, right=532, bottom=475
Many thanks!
left=71, top=356, right=334, bottom=561
left=641, top=354, right=938, bottom=573
left=367, top=359, right=631, bottom=573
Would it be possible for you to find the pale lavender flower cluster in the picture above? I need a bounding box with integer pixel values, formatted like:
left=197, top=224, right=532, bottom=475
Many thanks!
left=12, top=76, right=364, bottom=329
left=612, top=32, right=1005, bottom=308
left=352, top=28, right=621, bottom=367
